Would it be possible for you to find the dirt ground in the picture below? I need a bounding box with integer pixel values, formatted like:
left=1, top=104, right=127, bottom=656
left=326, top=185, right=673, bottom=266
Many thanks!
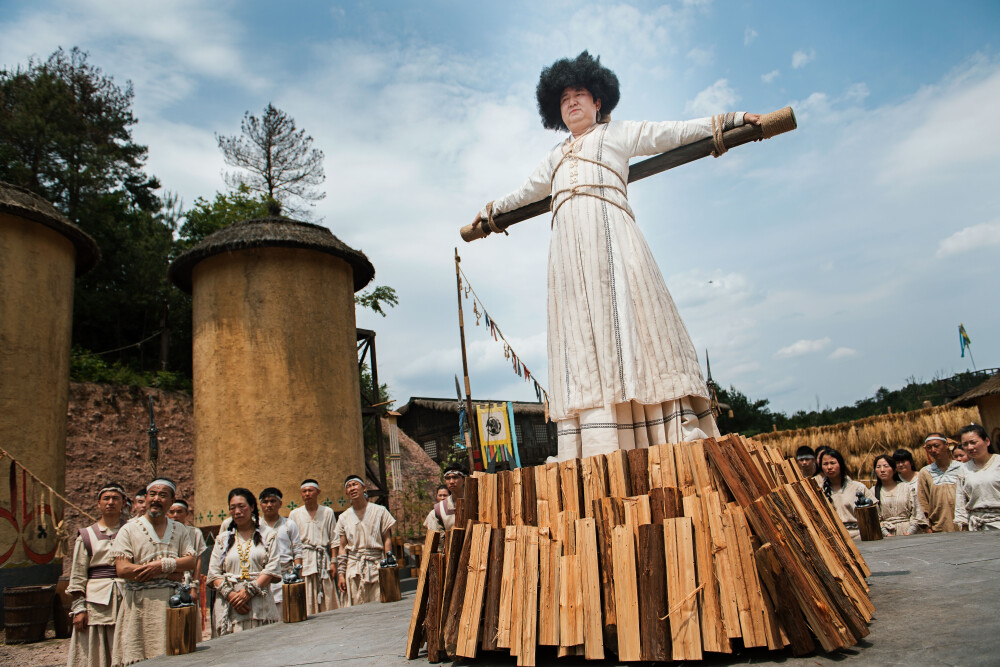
left=0, top=623, right=69, bottom=667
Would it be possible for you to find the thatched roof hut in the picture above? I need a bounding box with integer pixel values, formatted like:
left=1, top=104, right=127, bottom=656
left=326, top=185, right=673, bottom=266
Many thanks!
left=755, top=404, right=980, bottom=478
left=952, top=371, right=1000, bottom=447
left=168, top=215, right=375, bottom=293
left=0, top=182, right=100, bottom=273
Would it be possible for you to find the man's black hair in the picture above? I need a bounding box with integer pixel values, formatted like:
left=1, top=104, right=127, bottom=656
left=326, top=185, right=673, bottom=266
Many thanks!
left=535, top=51, right=620, bottom=132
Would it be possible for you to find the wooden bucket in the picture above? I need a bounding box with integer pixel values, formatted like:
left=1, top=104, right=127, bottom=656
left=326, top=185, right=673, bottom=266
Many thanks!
left=166, top=605, right=198, bottom=655
left=3, top=585, right=55, bottom=644
left=379, top=565, right=401, bottom=603
left=282, top=581, right=307, bottom=623
left=856, top=504, right=883, bottom=541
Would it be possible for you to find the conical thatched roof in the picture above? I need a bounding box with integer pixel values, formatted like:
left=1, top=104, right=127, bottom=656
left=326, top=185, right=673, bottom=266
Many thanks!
left=0, top=181, right=100, bottom=274
left=952, top=372, right=1000, bottom=406
left=168, top=215, right=375, bottom=294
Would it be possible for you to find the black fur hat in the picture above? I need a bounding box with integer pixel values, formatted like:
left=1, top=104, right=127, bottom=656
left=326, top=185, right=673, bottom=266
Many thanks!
left=536, top=51, right=620, bottom=132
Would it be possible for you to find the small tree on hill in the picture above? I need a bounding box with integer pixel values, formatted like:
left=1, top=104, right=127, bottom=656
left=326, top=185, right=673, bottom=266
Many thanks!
left=216, top=104, right=325, bottom=215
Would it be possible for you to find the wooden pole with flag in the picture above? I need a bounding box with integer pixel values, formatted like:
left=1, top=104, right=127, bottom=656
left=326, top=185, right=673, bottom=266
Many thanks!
left=456, top=249, right=483, bottom=471
left=959, top=323, right=976, bottom=370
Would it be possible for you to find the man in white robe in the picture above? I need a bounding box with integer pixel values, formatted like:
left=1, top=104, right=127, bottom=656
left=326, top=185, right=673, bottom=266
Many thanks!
left=288, top=478, right=338, bottom=613
left=111, top=478, right=196, bottom=666
left=423, top=465, right=465, bottom=531
left=334, top=475, right=396, bottom=606
left=258, top=486, right=303, bottom=614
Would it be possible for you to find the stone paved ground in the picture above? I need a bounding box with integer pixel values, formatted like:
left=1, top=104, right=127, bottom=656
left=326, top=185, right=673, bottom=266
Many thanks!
left=136, top=531, right=1000, bottom=666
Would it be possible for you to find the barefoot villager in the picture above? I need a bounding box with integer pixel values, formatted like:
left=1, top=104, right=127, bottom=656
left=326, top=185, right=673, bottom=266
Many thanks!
left=955, top=424, right=1000, bottom=531
left=110, top=478, right=196, bottom=666
left=258, top=487, right=303, bottom=615
left=423, top=466, right=465, bottom=532
left=819, top=449, right=868, bottom=541
left=866, top=455, right=919, bottom=536
left=288, top=479, right=339, bottom=613
left=334, top=476, right=396, bottom=606
left=472, top=51, right=763, bottom=460
left=66, top=483, right=127, bottom=667
left=207, top=488, right=281, bottom=635
left=917, top=433, right=963, bottom=533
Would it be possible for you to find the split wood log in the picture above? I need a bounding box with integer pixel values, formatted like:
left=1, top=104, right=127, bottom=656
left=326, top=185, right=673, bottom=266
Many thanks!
left=559, top=459, right=583, bottom=517
left=649, top=486, right=684, bottom=525
left=704, top=492, right=742, bottom=643
left=557, top=510, right=578, bottom=556
left=581, top=454, right=609, bottom=518
left=496, top=526, right=519, bottom=649
left=437, top=527, right=466, bottom=649
left=512, top=468, right=524, bottom=525
left=481, top=528, right=505, bottom=652
left=682, top=493, right=728, bottom=653
left=499, top=471, right=513, bottom=528
left=610, top=524, right=641, bottom=662
left=405, top=530, right=442, bottom=659
left=622, top=494, right=651, bottom=542
left=462, top=476, right=479, bottom=527
left=575, top=518, right=605, bottom=660
left=460, top=107, right=798, bottom=241
left=166, top=605, right=198, bottom=656
left=754, top=543, right=815, bottom=656
left=456, top=523, right=493, bottom=658
left=663, top=517, right=702, bottom=661
left=521, top=466, right=537, bottom=526
left=636, top=523, right=670, bottom=661
left=538, top=531, right=562, bottom=646
left=730, top=506, right=784, bottom=650
left=379, top=565, right=401, bottom=603
left=443, top=521, right=476, bottom=658
left=515, top=527, right=540, bottom=667
left=592, top=497, right=620, bottom=649
left=627, top=448, right=649, bottom=496
left=425, top=554, right=445, bottom=663
left=478, top=472, right=498, bottom=528
left=606, top=450, right=631, bottom=498
left=282, top=581, right=307, bottom=623
left=856, top=504, right=883, bottom=542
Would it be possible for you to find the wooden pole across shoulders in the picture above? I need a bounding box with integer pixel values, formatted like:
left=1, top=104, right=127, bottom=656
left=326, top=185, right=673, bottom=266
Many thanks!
left=461, top=106, right=797, bottom=242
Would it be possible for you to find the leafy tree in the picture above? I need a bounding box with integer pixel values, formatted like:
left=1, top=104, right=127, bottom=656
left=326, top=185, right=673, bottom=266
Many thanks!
left=216, top=103, right=325, bottom=215
left=174, top=185, right=274, bottom=255
left=355, top=285, right=399, bottom=318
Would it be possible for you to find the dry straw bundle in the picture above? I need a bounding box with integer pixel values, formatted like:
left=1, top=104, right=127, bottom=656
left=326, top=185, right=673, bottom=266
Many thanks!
left=756, top=404, right=979, bottom=478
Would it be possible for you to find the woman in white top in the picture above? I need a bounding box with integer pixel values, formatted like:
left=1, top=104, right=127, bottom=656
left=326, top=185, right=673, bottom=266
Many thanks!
left=819, top=449, right=868, bottom=541
left=867, top=454, right=919, bottom=536
left=208, top=488, right=281, bottom=635
left=955, top=424, right=1000, bottom=531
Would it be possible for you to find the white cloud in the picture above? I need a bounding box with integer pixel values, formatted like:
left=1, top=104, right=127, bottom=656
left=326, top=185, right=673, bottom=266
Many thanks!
left=936, top=220, right=1000, bottom=257
left=687, top=47, right=714, bottom=67
left=828, top=347, right=857, bottom=360
left=792, top=49, right=816, bottom=69
left=685, top=78, right=739, bottom=116
left=761, top=69, right=780, bottom=84
left=744, top=27, right=758, bottom=46
left=774, top=338, right=831, bottom=359
left=845, top=82, right=870, bottom=102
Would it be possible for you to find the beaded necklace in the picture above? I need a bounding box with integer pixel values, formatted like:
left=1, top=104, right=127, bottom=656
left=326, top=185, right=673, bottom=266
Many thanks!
left=235, top=532, right=253, bottom=580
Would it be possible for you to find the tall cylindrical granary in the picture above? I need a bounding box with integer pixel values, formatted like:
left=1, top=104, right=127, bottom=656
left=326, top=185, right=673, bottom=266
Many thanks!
left=0, top=183, right=99, bottom=594
left=169, top=214, right=375, bottom=527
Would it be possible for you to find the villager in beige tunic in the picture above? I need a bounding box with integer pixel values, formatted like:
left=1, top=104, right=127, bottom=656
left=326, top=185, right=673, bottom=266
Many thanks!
left=334, top=502, right=396, bottom=606
left=289, top=504, right=339, bottom=613
left=67, top=522, right=123, bottom=667
left=916, top=461, right=962, bottom=533
left=207, top=526, right=281, bottom=635
left=866, top=483, right=920, bottom=536
left=423, top=494, right=455, bottom=532
left=110, top=517, right=194, bottom=666
left=824, top=477, right=868, bottom=541
left=955, top=454, right=1000, bottom=530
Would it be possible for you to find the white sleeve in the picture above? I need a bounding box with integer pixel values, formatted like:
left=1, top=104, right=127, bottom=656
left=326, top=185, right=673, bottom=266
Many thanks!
left=481, top=153, right=554, bottom=218
left=287, top=519, right=303, bottom=560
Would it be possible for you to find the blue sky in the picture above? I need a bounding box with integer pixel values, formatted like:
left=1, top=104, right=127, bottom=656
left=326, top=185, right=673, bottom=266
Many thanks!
left=2, top=0, right=998, bottom=414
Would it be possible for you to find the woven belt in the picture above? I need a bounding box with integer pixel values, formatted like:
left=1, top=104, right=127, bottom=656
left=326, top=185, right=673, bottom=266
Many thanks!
left=88, top=565, right=118, bottom=579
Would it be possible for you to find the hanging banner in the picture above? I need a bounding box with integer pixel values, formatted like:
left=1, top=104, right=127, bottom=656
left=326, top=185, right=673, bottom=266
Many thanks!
left=476, top=403, right=519, bottom=468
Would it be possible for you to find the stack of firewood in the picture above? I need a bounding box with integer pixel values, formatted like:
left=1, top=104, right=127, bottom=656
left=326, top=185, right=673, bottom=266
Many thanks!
left=405, top=434, right=873, bottom=666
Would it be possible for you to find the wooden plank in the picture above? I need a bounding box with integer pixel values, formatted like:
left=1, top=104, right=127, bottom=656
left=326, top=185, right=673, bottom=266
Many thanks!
left=538, top=533, right=561, bottom=646
left=660, top=443, right=679, bottom=488
left=443, top=521, right=476, bottom=658
left=516, top=527, right=539, bottom=667
left=674, top=442, right=697, bottom=496
left=606, top=450, right=631, bottom=498
left=481, top=528, right=505, bottom=652
left=437, top=527, right=466, bottom=650
left=424, top=553, right=445, bottom=662
left=754, top=542, right=815, bottom=656
left=627, top=447, right=649, bottom=496
left=498, top=470, right=513, bottom=528
left=575, top=518, right=605, bottom=660
left=729, top=506, right=783, bottom=650
left=521, top=465, right=537, bottom=527
left=512, top=468, right=524, bottom=525
left=557, top=510, right=578, bottom=556
left=683, top=494, right=729, bottom=653
left=622, top=495, right=651, bottom=542
left=545, top=462, right=562, bottom=515
left=581, top=454, right=609, bottom=519
left=496, top=525, right=518, bottom=650
left=685, top=440, right=714, bottom=493
left=478, top=473, right=498, bottom=528
left=592, top=498, right=619, bottom=649
left=704, top=492, right=742, bottom=643
left=664, top=517, right=702, bottom=661
left=534, top=463, right=549, bottom=530
left=720, top=505, right=758, bottom=647
left=637, top=523, right=669, bottom=661
left=800, top=476, right=871, bottom=578
left=610, top=525, right=641, bottom=662
left=462, top=476, right=479, bottom=527
left=648, top=443, right=664, bottom=488
left=405, top=530, right=442, bottom=659
left=559, top=554, right=584, bottom=648
left=559, top=459, right=583, bottom=516
left=456, top=524, right=493, bottom=658
left=649, top=486, right=684, bottom=524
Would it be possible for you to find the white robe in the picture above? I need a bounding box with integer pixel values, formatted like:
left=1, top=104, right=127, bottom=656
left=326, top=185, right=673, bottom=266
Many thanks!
left=334, top=502, right=396, bottom=607
left=485, top=118, right=739, bottom=460
left=207, top=527, right=281, bottom=636
left=67, top=522, right=122, bottom=667
left=289, top=505, right=339, bottom=612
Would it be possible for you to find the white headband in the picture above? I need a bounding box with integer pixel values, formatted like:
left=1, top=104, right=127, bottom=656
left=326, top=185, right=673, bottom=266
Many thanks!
left=97, top=485, right=126, bottom=499
left=300, top=482, right=320, bottom=490
left=170, top=501, right=187, bottom=510
left=345, top=476, right=364, bottom=488
left=924, top=436, right=947, bottom=444
left=147, top=479, right=177, bottom=493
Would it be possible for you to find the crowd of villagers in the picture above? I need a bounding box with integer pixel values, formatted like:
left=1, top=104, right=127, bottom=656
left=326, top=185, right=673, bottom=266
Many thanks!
left=794, top=423, right=1000, bottom=539
left=64, top=473, right=397, bottom=667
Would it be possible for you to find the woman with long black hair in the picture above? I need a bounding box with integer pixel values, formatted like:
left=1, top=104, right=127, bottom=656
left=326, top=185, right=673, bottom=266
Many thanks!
left=867, top=454, right=919, bottom=536
left=207, top=488, right=281, bottom=635
left=819, top=449, right=868, bottom=541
